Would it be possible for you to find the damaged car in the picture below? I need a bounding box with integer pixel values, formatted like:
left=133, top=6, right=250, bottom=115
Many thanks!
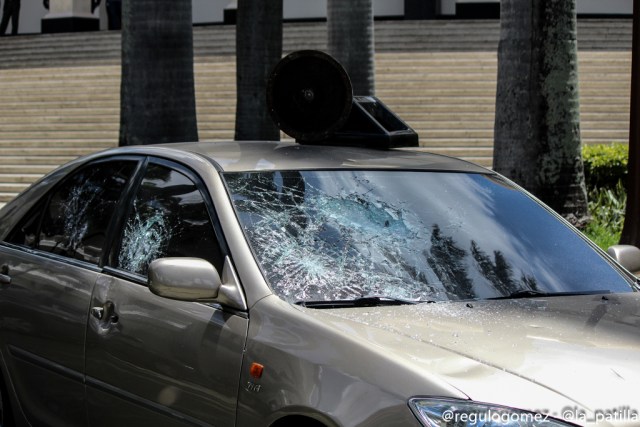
left=0, top=50, right=639, bottom=426
left=0, top=140, right=638, bottom=427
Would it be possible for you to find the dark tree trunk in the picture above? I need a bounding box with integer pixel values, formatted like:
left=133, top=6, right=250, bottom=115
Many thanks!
left=327, top=0, right=375, bottom=96
left=119, top=0, right=198, bottom=146
left=234, top=0, right=282, bottom=141
left=493, top=0, right=587, bottom=220
left=621, top=0, right=640, bottom=246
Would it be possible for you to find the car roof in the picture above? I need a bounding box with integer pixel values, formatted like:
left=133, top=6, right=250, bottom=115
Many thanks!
left=148, top=141, right=492, bottom=174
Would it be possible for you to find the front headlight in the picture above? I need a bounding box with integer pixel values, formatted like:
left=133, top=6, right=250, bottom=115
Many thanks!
left=409, top=398, right=576, bottom=426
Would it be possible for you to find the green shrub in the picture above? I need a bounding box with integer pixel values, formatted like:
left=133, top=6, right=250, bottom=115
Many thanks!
left=584, top=181, right=627, bottom=250
left=582, top=143, right=628, bottom=191
left=581, top=143, right=628, bottom=249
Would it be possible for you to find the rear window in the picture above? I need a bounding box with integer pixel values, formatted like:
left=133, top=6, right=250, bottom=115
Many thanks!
left=7, top=161, right=136, bottom=264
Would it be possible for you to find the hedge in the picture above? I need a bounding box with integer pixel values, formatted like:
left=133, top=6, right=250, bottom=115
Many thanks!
left=582, top=143, right=628, bottom=191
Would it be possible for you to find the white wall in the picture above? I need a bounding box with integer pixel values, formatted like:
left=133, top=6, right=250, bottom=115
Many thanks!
left=284, top=0, right=326, bottom=19
left=441, top=0, right=456, bottom=15
left=373, top=0, right=403, bottom=16
left=282, top=0, right=403, bottom=20
left=11, top=1, right=48, bottom=34
left=578, top=0, right=631, bottom=14
left=445, top=0, right=632, bottom=16
left=5, top=0, right=634, bottom=35
left=191, top=0, right=403, bottom=24
left=193, top=0, right=228, bottom=24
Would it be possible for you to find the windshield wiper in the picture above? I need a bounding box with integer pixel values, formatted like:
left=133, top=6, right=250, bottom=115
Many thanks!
left=486, top=289, right=612, bottom=301
left=295, top=296, right=434, bottom=309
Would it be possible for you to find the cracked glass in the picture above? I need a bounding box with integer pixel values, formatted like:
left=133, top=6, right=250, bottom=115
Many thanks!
left=115, top=164, right=223, bottom=277
left=22, top=161, right=137, bottom=264
left=224, top=170, right=633, bottom=303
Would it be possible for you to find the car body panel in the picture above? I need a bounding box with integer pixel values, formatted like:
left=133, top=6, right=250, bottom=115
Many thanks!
left=234, top=294, right=640, bottom=426
left=236, top=296, right=440, bottom=427
left=0, top=246, right=96, bottom=426
left=173, top=141, right=491, bottom=173
left=0, top=141, right=638, bottom=427
left=307, top=294, right=640, bottom=421
left=85, top=272, right=248, bottom=427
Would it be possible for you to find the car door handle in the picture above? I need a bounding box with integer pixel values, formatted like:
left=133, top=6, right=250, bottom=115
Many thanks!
left=90, top=306, right=104, bottom=320
left=0, top=265, right=10, bottom=285
left=91, top=302, right=118, bottom=324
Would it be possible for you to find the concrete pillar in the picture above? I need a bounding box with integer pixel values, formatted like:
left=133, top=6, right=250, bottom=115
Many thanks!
left=42, top=0, right=99, bottom=33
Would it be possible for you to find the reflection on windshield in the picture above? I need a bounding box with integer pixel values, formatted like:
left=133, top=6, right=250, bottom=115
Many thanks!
left=224, top=171, right=633, bottom=303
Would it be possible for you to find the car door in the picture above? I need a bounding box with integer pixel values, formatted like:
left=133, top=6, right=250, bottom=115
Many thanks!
left=84, top=159, right=248, bottom=427
left=0, top=159, right=139, bottom=426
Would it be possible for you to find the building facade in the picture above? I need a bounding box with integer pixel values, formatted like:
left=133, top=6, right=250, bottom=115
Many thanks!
left=1, top=0, right=633, bottom=36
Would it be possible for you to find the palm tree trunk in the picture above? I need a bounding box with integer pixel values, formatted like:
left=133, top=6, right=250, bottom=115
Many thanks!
left=234, top=0, right=282, bottom=141
left=119, top=0, right=198, bottom=146
left=327, top=0, right=375, bottom=96
left=493, top=0, right=587, bottom=220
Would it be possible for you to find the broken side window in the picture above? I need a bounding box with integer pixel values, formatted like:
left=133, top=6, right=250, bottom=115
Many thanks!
left=35, top=161, right=137, bottom=264
left=115, top=163, right=223, bottom=277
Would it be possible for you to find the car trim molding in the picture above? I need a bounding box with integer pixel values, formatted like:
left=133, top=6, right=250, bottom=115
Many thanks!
left=85, top=376, right=214, bottom=427
left=8, top=345, right=84, bottom=384
left=8, top=346, right=215, bottom=426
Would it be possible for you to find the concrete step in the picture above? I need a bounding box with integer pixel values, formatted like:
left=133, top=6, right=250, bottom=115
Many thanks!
left=0, top=115, right=119, bottom=125
left=0, top=165, right=57, bottom=174
left=0, top=173, right=46, bottom=183
left=0, top=123, right=118, bottom=132
left=0, top=139, right=115, bottom=147
left=0, top=193, right=18, bottom=203
left=0, top=93, right=119, bottom=102
left=0, top=147, right=98, bottom=156
left=581, top=129, right=629, bottom=139
left=0, top=100, right=120, bottom=110
left=0, top=183, right=30, bottom=193
left=425, top=146, right=494, bottom=157
left=376, top=88, right=628, bottom=97
left=418, top=137, right=493, bottom=147
left=0, top=131, right=118, bottom=140
left=0, top=18, right=631, bottom=207
left=198, top=130, right=237, bottom=140
left=1, top=156, right=77, bottom=165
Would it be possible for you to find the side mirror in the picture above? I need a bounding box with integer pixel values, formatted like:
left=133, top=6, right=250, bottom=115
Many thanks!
left=148, top=257, right=221, bottom=301
left=607, top=245, right=640, bottom=276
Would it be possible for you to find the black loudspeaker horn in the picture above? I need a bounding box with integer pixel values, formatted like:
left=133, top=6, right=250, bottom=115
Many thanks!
left=267, top=50, right=353, bottom=143
left=267, top=50, right=419, bottom=149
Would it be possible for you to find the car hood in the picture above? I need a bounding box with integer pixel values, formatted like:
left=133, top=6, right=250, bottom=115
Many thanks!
left=309, top=292, right=640, bottom=423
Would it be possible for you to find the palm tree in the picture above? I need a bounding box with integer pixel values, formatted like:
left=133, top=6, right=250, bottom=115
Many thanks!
left=119, top=0, right=198, bottom=146
left=234, top=0, right=283, bottom=141
left=493, top=0, right=587, bottom=220
left=327, top=0, right=375, bottom=96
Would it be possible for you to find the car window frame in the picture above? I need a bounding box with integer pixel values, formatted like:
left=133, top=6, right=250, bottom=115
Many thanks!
left=103, top=156, right=231, bottom=286
left=1, top=155, right=144, bottom=272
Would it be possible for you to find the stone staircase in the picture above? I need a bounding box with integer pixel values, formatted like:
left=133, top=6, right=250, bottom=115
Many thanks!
left=0, top=19, right=632, bottom=206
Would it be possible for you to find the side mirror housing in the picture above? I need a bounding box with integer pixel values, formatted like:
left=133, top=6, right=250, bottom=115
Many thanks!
left=607, top=245, right=640, bottom=276
left=148, top=257, right=221, bottom=301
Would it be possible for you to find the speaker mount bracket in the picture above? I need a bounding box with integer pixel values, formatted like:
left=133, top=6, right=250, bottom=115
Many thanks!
left=267, top=50, right=420, bottom=150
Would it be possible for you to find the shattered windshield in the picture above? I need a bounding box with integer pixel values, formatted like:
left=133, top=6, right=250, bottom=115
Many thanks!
left=224, top=170, right=633, bottom=303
